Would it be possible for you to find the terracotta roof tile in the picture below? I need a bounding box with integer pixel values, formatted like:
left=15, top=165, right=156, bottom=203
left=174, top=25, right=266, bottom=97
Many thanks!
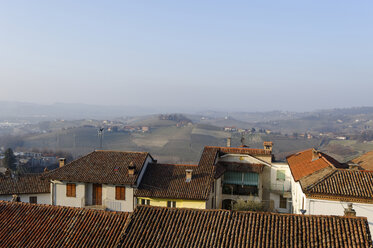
left=0, top=174, right=50, bottom=195
left=0, top=201, right=129, bottom=248
left=117, top=206, right=373, bottom=247
left=305, top=169, right=373, bottom=203
left=287, top=149, right=346, bottom=181
left=352, top=150, right=373, bottom=170
left=44, top=150, right=151, bottom=185
left=135, top=163, right=214, bottom=200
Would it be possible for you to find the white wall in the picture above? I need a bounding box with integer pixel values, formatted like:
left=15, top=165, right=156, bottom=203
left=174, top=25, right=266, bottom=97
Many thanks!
left=0, top=193, right=50, bottom=204
left=103, top=184, right=134, bottom=212
left=306, top=198, right=373, bottom=233
left=52, top=180, right=85, bottom=208
left=268, top=163, right=292, bottom=213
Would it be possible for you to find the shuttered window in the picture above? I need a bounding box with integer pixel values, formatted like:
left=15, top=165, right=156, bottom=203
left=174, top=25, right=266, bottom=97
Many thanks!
left=29, top=196, right=37, bottom=204
left=224, top=171, right=259, bottom=186
left=276, top=170, right=286, bottom=181
left=66, top=183, right=76, bottom=197
left=115, top=186, right=126, bottom=200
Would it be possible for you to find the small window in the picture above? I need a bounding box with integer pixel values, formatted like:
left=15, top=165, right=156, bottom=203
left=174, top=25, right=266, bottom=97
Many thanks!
left=29, top=196, right=37, bottom=204
left=141, top=199, right=150, bottom=205
left=276, top=170, right=286, bottom=181
left=66, top=183, right=76, bottom=197
left=115, top=186, right=126, bottom=200
left=167, top=201, right=176, bottom=208
left=279, top=195, right=287, bottom=209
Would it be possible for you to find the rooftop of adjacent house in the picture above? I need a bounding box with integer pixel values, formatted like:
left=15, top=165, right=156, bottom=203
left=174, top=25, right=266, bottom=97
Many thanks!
left=304, top=169, right=373, bottom=203
left=0, top=201, right=129, bottom=248
left=117, top=205, right=372, bottom=248
left=135, top=163, right=214, bottom=200
left=352, top=150, right=373, bottom=170
left=44, top=150, right=152, bottom=185
left=287, top=148, right=347, bottom=181
left=205, top=146, right=271, bottom=156
left=0, top=174, right=50, bottom=195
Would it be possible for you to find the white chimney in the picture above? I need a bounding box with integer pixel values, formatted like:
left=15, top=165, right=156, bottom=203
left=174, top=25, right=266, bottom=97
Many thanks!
left=227, top=138, right=231, bottom=147
left=186, top=169, right=193, bottom=182
left=59, top=158, right=66, bottom=168
left=128, top=162, right=135, bottom=175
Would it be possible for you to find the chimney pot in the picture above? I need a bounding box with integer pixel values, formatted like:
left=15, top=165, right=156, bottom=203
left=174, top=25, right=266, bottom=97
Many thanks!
left=344, top=203, right=356, bottom=217
left=128, top=162, right=135, bottom=175
left=59, top=158, right=66, bottom=168
left=263, top=141, right=273, bottom=153
left=227, top=138, right=231, bottom=147
left=185, top=169, right=193, bottom=182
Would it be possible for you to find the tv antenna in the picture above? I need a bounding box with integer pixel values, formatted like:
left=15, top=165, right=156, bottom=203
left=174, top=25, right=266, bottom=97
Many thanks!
left=98, top=128, right=104, bottom=149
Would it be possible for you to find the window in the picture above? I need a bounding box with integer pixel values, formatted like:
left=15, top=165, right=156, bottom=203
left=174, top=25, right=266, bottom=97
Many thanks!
left=115, top=186, right=126, bottom=200
left=141, top=199, right=150, bottom=205
left=276, top=170, right=286, bottom=181
left=66, top=183, right=76, bottom=197
left=167, top=201, right=176, bottom=208
left=279, top=195, right=287, bottom=209
left=29, top=196, right=37, bottom=204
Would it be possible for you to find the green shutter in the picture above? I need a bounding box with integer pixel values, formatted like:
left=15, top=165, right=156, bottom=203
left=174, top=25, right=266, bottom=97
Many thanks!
left=224, top=171, right=259, bottom=186
left=276, top=170, right=286, bottom=181
left=243, top=173, right=259, bottom=186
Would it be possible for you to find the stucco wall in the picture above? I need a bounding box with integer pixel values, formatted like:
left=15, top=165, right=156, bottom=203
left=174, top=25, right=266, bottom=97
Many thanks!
left=136, top=197, right=206, bottom=209
left=103, top=184, right=134, bottom=212
left=306, top=198, right=373, bottom=233
left=52, top=180, right=85, bottom=208
left=0, top=193, right=50, bottom=204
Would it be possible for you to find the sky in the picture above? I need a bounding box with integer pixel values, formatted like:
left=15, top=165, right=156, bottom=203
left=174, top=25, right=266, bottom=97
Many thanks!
left=0, top=0, right=372, bottom=112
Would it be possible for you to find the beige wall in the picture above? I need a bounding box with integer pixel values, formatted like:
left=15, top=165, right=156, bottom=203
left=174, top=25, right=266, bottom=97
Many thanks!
left=0, top=193, right=50, bottom=204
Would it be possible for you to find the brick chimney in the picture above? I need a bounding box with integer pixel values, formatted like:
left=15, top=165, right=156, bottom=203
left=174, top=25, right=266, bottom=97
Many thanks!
left=263, top=141, right=273, bottom=153
left=227, top=137, right=231, bottom=147
left=185, top=169, right=193, bottom=182
left=344, top=203, right=356, bottom=217
left=128, top=162, right=135, bottom=175
left=59, top=158, right=66, bottom=168
left=311, top=149, right=319, bottom=161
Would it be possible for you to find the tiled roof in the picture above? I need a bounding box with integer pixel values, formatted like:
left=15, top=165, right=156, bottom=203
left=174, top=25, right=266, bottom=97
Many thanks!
left=117, top=206, right=372, bottom=248
left=135, top=163, right=214, bottom=200
left=215, top=162, right=264, bottom=179
left=0, top=201, right=129, bottom=248
left=352, top=150, right=373, bottom=170
left=44, top=150, right=151, bottom=185
left=0, top=174, right=50, bottom=195
left=206, top=146, right=271, bottom=155
left=305, top=169, right=373, bottom=203
left=287, top=149, right=346, bottom=181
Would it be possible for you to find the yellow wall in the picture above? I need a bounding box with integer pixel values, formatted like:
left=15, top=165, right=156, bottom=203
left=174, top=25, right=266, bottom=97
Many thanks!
left=137, top=197, right=206, bottom=209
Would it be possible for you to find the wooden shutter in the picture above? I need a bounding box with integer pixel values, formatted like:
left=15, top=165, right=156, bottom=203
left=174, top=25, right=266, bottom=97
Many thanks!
left=116, top=186, right=125, bottom=200
left=66, top=183, right=76, bottom=197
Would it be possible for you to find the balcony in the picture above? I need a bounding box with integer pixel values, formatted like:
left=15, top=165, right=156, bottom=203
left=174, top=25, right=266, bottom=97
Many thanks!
left=222, top=184, right=259, bottom=196
left=270, top=182, right=291, bottom=194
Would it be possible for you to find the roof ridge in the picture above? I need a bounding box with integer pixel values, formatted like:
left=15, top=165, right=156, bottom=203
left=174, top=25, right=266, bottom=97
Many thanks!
left=94, top=150, right=148, bottom=154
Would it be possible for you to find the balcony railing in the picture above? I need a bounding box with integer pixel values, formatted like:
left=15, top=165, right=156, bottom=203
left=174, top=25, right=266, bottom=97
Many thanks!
left=270, top=182, right=291, bottom=193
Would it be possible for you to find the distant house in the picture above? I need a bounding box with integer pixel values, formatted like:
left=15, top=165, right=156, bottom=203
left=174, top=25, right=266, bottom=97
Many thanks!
left=288, top=148, right=373, bottom=232
left=0, top=174, right=50, bottom=204
left=135, top=163, right=214, bottom=209
left=118, top=205, right=372, bottom=247
left=0, top=201, right=129, bottom=248
left=45, top=150, right=155, bottom=211
left=203, top=142, right=292, bottom=213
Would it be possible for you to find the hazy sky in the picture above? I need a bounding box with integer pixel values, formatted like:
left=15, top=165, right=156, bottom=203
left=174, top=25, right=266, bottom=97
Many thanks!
left=0, top=1, right=372, bottom=112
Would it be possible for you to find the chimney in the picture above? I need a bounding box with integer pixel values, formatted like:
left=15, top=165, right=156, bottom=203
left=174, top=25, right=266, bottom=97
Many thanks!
left=348, top=163, right=360, bottom=171
left=311, top=149, right=319, bottom=161
left=227, top=137, right=231, bottom=147
left=344, top=203, right=356, bottom=217
left=185, top=169, right=193, bottom=182
left=4, top=168, right=11, bottom=178
left=128, top=162, right=135, bottom=175
left=59, top=158, right=66, bottom=168
left=263, top=141, right=273, bottom=153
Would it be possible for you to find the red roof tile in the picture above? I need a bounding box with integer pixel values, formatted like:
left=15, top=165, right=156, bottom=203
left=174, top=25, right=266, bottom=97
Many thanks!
left=287, top=149, right=345, bottom=181
left=305, top=169, right=373, bottom=203
left=206, top=146, right=271, bottom=155
left=0, top=201, right=129, bottom=247
left=117, top=206, right=372, bottom=247
left=0, top=174, right=50, bottom=195
left=135, top=163, right=214, bottom=200
left=45, top=150, right=151, bottom=185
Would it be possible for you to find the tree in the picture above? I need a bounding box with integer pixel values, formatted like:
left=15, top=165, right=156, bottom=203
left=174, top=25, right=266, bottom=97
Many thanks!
left=233, top=199, right=264, bottom=212
left=3, top=148, right=17, bottom=171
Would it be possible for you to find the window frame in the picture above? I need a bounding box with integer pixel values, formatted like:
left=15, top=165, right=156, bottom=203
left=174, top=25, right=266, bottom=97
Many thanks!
left=66, top=183, right=76, bottom=197
left=167, top=201, right=176, bottom=208
left=115, top=186, right=126, bottom=200
left=279, top=195, right=287, bottom=209
left=29, top=196, right=37, bottom=204
left=141, top=199, right=150, bottom=205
